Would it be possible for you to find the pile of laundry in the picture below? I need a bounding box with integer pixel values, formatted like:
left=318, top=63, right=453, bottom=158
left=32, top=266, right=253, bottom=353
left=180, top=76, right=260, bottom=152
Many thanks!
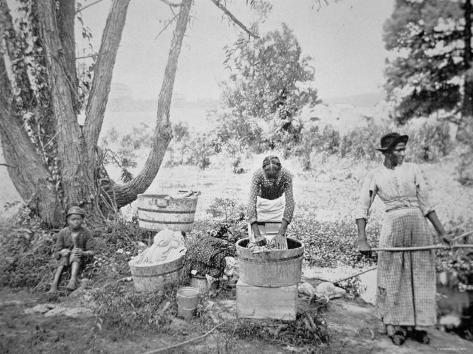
left=130, top=229, right=186, bottom=265
left=247, top=241, right=279, bottom=253
left=185, top=235, right=236, bottom=278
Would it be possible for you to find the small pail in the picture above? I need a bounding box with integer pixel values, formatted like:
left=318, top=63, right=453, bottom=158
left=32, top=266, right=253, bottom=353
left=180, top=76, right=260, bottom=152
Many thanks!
left=176, top=286, right=200, bottom=320
left=190, top=275, right=208, bottom=295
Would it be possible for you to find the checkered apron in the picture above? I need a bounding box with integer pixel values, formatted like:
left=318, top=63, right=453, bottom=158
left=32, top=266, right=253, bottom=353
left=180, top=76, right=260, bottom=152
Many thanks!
left=376, top=207, right=437, bottom=327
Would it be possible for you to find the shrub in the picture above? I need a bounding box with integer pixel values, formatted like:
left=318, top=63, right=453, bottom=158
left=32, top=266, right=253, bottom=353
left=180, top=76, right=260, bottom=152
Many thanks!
left=186, top=132, right=216, bottom=169
left=407, top=120, right=452, bottom=162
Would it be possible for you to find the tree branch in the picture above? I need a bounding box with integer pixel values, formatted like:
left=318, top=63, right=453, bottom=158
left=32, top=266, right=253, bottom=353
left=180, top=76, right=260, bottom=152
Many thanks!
left=113, top=0, right=193, bottom=207
left=0, top=163, right=16, bottom=168
left=75, top=0, right=105, bottom=15
left=154, top=12, right=179, bottom=40
left=159, top=0, right=183, bottom=7
left=84, top=0, right=131, bottom=154
left=209, top=0, right=259, bottom=39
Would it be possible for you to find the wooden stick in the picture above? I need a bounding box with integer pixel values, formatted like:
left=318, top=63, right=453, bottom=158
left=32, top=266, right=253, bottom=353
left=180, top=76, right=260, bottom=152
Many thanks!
left=452, top=244, right=473, bottom=249
left=452, top=230, right=473, bottom=241
left=372, top=245, right=450, bottom=251
left=333, top=266, right=378, bottom=284
left=372, top=244, right=473, bottom=252
left=142, top=322, right=225, bottom=354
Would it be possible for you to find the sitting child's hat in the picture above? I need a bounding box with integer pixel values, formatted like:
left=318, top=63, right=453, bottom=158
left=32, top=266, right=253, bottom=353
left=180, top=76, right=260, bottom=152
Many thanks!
left=66, top=206, right=85, bottom=218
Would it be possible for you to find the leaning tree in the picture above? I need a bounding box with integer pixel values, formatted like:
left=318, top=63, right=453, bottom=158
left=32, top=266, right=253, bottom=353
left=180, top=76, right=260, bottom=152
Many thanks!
left=0, top=0, right=259, bottom=227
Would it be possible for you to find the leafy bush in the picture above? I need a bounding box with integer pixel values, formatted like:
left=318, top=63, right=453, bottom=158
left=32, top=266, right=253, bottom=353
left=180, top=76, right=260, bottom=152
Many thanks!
left=288, top=213, right=379, bottom=269
left=407, top=120, right=452, bottom=162
left=186, top=132, right=217, bottom=169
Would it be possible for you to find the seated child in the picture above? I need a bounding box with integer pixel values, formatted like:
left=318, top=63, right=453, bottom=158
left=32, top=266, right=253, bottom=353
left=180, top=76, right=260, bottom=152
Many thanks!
left=49, top=206, right=94, bottom=292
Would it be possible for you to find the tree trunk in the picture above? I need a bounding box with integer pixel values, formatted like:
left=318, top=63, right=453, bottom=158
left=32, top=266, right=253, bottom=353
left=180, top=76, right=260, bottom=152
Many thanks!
left=1, top=0, right=194, bottom=226
left=37, top=0, right=96, bottom=215
left=458, top=0, right=473, bottom=143
left=113, top=0, right=193, bottom=207
left=57, top=0, right=79, bottom=113
left=463, top=0, right=473, bottom=118
left=0, top=53, right=61, bottom=224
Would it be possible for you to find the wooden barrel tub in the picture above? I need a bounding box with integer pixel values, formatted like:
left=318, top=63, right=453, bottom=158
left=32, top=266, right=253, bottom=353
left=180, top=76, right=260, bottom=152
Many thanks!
left=136, top=193, right=198, bottom=232
left=236, top=237, right=304, bottom=287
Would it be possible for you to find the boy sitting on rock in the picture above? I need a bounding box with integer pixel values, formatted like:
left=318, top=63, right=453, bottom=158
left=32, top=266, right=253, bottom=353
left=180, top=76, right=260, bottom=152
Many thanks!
left=49, top=206, right=94, bottom=293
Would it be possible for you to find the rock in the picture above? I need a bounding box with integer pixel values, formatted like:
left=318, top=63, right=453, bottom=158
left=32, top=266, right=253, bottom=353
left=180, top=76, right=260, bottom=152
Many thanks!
left=24, top=303, right=56, bottom=315
left=298, top=282, right=316, bottom=297
left=315, top=282, right=346, bottom=300
left=44, top=306, right=94, bottom=319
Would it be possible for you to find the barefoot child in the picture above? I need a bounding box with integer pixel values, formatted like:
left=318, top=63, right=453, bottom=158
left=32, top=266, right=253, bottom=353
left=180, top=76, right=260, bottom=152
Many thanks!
left=49, top=206, right=94, bottom=292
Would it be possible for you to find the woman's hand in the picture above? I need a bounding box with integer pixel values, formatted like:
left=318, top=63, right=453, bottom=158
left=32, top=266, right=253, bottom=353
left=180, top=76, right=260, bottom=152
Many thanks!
left=358, top=239, right=371, bottom=252
left=274, top=234, right=288, bottom=250
left=438, top=232, right=452, bottom=245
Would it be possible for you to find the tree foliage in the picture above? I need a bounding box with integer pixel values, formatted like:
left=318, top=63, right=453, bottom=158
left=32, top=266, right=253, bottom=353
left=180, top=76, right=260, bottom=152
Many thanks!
left=384, top=0, right=473, bottom=124
left=219, top=23, right=319, bottom=150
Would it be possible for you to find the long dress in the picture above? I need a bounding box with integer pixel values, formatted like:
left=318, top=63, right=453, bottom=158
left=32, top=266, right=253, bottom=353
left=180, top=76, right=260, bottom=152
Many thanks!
left=355, top=162, right=437, bottom=327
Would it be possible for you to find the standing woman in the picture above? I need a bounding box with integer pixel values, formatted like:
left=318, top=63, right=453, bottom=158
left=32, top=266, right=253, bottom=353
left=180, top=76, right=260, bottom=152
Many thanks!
left=247, top=156, right=295, bottom=250
left=355, top=133, right=450, bottom=346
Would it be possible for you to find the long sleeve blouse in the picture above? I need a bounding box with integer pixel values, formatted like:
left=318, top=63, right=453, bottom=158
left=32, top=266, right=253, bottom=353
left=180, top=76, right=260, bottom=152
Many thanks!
left=247, top=167, right=295, bottom=225
left=355, top=162, right=435, bottom=220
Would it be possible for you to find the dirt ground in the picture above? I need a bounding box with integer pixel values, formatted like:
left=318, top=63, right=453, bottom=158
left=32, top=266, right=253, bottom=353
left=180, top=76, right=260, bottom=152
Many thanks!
left=1, top=280, right=473, bottom=354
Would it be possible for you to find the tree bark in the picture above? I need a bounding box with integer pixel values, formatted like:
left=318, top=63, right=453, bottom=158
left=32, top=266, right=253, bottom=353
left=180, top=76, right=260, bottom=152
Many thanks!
left=57, top=0, right=79, bottom=113
left=113, top=0, right=193, bottom=207
left=84, top=0, right=131, bottom=154
left=37, top=0, right=95, bottom=210
left=0, top=52, right=61, bottom=225
left=462, top=0, right=473, bottom=118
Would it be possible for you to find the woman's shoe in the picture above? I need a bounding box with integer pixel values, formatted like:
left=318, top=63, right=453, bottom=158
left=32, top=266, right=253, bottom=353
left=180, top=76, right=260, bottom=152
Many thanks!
left=411, top=330, right=430, bottom=344
left=389, top=330, right=406, bottom=346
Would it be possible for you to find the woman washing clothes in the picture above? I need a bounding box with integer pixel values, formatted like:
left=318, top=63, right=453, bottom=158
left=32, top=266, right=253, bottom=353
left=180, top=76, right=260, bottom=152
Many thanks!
left=355, top=133, right=451, bottom=346
left=247, top=155, right=295, bottom=250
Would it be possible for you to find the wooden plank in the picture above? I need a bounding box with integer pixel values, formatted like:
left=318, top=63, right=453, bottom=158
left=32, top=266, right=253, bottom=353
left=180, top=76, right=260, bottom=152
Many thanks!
left=236, top=280, right=297, bottom=320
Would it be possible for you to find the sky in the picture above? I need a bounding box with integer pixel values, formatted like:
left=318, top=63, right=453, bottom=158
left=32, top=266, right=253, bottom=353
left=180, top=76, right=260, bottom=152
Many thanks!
left=79, top=0, right=395, bottom=102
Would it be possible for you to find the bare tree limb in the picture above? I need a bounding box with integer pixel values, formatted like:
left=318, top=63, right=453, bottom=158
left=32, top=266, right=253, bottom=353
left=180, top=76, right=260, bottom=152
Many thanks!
left=159, top=0, right=183, bottom=7
left=154, top=12, right=179, bottom=40
left=84, top=0, right=131, bottom=154
left=75, top=0, right=105, bottom=15
left=113, top=0, right=193, bottom=207
left=209, top=0, right=259, bottom=39
left=0, top=163, right=16, bottom=168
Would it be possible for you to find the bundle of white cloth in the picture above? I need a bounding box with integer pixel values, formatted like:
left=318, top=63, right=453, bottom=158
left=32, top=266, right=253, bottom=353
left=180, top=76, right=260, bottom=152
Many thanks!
left=130, top=229, right=186, bottom=265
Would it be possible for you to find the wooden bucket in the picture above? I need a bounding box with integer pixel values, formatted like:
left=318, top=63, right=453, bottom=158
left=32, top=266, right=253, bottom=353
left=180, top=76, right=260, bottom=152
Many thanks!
left=236, top=237, right=304, bottom=287
left=137, top=193, right=199, bottom=232
left=128, top=252, right=186, bottom=292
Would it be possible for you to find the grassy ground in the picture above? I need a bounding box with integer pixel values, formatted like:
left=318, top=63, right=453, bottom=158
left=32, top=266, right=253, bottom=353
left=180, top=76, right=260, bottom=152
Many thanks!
left=1, top=151, right=473, bottom=353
